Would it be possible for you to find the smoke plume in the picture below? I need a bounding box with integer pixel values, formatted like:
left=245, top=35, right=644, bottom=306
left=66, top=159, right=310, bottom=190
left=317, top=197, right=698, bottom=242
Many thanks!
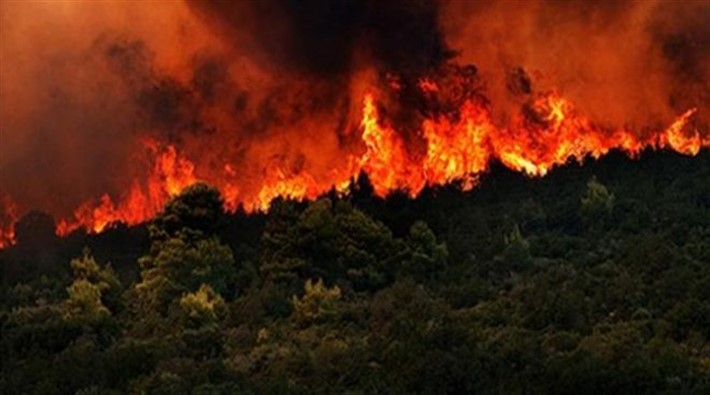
left=440, top=0, right=709, bottom=130
left=0, top=0, right=708, bottom=238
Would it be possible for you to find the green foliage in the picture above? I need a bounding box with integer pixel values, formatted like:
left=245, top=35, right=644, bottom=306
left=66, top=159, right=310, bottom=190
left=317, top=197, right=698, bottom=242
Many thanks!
left=136, top=237, right=236, bottom=312
left=581, top=176, right=615, bottom=216
left=2, top=152, right=710, bottom=393
left=66, top=249, right=122, bottom=315
left=402, top=221, right=448, bottom=281
left=260, top=198, right=407, bottom=292
left=3, top=275, right=67, bottom=309
left=132, top=182, right=238, bottom=320
left=150, top=183, right=226, bottom=241
left=291, top=278, right=342, bottom=326
left=180, top=284, right=227, bottom=328
left=66, top=279, right=110, bottom=319
left=494, top=223, right=532, bottom=273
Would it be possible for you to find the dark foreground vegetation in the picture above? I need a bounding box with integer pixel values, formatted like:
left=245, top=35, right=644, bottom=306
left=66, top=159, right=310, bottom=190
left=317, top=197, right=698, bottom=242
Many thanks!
left=2, top=150, right=710, bottom=394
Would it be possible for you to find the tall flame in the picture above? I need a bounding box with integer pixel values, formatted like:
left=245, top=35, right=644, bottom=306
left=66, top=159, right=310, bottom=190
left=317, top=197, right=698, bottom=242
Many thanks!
left=0, top=83, right=706, bottom=249
left=55, top=142, right=198, bottom=236
left=0, top=197, right=18, bottom=248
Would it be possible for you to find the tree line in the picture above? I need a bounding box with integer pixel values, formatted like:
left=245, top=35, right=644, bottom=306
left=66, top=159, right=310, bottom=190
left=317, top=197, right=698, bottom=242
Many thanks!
left=1, top=150, right=709, bottom=394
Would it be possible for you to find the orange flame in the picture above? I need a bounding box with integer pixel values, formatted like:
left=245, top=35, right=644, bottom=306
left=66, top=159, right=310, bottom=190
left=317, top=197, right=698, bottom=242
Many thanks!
left=360, top=93, right=423, bottom=196
left=661, top=108, right=701, bottom=155
left=54, top=142, right=198, bottom=236
left=0, top=84, right=706, bottom=248
left=0, top=197, right=18, bottom=249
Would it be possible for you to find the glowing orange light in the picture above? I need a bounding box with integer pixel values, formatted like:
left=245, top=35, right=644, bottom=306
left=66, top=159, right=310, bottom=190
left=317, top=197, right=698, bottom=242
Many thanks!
left=1, top=85, right=707, bottom=248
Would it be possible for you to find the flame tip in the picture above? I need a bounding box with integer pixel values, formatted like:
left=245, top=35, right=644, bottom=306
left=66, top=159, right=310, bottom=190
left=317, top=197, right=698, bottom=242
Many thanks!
left=1, top=90, right=707, bottom=249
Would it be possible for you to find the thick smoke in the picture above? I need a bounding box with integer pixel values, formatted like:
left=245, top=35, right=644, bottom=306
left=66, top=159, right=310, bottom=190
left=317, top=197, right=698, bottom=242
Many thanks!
left=186, top=0, right=451, bottom=77
left=440, top=0, right=709, bottom=131
left=1, top=0, right=449, bottom=219
left=0, top=1, right=213, bottom=216
left=185, top=0, right=453, bottom=148
left=1, top=0, right=708, bottom=224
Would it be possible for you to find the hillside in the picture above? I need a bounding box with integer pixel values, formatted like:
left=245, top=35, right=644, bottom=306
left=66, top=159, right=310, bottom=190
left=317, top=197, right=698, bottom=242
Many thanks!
left=2, top=150, right=710, bottom=394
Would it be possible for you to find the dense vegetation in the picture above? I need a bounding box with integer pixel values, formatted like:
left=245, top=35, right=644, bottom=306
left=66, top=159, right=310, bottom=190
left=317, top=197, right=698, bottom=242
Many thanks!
left=2, top=150, right=710, bottom=394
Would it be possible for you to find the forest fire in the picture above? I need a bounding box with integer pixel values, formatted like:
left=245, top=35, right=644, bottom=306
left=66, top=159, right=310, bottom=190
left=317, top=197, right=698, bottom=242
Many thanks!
left=1, top=0, right=709, bottom=249
left=4, top=3, right=710, bottom=393
left=1, top=85, right=705, bottom=249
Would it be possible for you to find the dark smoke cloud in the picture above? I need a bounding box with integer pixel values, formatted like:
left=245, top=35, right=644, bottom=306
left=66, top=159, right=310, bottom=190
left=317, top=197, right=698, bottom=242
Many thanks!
left=1, top=0, right=708, bottom=225
left=653, top=1, right=710, bottom=125
left=0, top=2, right=210, bottom=217
left=186, top=0, right=455, bottom=148
left=440, top=0, right=710, bottom=131
left=186, top=0, right=451, bottom=77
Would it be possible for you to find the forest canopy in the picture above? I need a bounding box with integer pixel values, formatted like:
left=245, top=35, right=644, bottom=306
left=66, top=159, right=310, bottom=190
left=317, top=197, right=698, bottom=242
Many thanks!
left=1, top=151, right=710, bottom=394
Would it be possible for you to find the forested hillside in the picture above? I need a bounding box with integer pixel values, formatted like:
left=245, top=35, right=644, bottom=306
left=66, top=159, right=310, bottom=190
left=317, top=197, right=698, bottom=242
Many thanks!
left=2, top=150, right=710, bottom=394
